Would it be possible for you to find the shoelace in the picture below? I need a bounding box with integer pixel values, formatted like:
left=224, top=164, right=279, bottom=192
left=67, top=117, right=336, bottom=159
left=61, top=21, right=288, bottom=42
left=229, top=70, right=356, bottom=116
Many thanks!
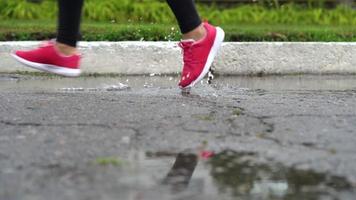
left=39, top=40, right=55, bottom=48
left=179, top=42, right=202, bottom=69
left=179, top=42, right=193, bottom=69
left=39, top=40, right=82, bottom=58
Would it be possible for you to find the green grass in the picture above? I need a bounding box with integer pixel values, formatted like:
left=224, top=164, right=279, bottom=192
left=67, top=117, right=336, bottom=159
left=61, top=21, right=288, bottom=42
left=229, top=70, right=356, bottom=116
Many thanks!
left=1, top=0, right=356, bottom=41
left=232, top=109, right=243, bottom=116
left=1, top=20, right=356, bottom=41
left=0, top=20, right=179, bottom=41
left=1, top=0, right=356, bottom=26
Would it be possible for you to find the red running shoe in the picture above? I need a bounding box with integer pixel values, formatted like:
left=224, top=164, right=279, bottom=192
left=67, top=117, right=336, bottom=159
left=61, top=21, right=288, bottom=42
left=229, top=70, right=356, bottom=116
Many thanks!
left=178, top=22, right=224, bottom=89
left=12, top=41, right=81, bottom=77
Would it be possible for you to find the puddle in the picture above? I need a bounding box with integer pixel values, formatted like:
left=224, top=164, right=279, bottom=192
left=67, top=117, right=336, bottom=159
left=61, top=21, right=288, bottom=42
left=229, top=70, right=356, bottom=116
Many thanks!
left=1, top=74, right=356, bottom=92
left=59, top=83, right=130, bottom=92
left=138, top=149, right=354, bottom=199
left=141, top=150, right=355, bottom=200
left=22, top=151, right=354, bottom=200
left=207, top=150, right=355, bottom=199
left=4, top=149, right=355, bottom=200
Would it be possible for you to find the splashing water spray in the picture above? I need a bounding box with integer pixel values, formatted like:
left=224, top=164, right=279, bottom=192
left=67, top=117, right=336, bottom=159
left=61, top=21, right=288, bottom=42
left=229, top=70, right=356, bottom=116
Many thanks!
left=207, top=66, right=215, bottom=85
left=181, top=66, right=215, bottom=95
left=181, top=87, right=191, bottom=94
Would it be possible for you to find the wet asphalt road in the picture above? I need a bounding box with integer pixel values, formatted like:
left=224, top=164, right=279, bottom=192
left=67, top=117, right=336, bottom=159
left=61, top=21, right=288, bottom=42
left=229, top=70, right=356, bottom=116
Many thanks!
left=0, top=74, right=356, bottom=200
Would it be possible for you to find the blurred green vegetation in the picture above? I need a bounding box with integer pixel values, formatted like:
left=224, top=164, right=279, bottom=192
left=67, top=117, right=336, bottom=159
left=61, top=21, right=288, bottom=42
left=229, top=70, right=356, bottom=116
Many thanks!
left=1, top=20, right=356, bottom=41
left=0, top=0, right=355, bottom=25
left=1, top=0, right=355, bottom=41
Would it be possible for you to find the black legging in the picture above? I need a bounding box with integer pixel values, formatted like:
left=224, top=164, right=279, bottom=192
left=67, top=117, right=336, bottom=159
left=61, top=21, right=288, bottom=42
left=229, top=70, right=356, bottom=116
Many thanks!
left=57, top=0, right=202, bottom=47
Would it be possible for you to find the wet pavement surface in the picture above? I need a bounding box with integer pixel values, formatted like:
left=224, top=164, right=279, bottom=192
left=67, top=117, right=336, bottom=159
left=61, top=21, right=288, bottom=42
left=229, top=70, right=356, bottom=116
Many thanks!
left=1, top=74, right=356, bottom=200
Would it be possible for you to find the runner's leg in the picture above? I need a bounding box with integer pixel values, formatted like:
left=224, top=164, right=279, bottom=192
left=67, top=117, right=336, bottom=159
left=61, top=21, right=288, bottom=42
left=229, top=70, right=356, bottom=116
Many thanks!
left=12, top=0, right=83, bottom=76
left=165, top=0, right=206, bottom=41
left=56, top=0, right=84, bottom=55
left=166, top=0, right=201, bottom=34
left=166, top=0, right=225, bottom=89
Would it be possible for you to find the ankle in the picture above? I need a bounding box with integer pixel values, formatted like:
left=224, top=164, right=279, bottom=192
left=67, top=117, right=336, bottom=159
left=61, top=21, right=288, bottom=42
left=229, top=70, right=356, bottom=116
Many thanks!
left=55, top=42, right=77, bottom=56
left=182, top=23, right=206, bottom=41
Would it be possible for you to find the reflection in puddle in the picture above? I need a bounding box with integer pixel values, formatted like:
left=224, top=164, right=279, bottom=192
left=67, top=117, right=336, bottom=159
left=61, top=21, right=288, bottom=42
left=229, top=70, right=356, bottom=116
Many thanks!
left=162, top=153, right=198, bottom=193
left=147, top=150, right=355, bottom=200
left=12, top=150, right=355, bottom=200
left=208, top=150, right=354, bottom=199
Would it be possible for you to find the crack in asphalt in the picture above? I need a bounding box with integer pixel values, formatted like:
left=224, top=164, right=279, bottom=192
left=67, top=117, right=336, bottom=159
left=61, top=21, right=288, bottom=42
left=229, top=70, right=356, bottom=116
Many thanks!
left=3, top=94, right=340, bottom=152
left=195, top=97, right=278, bottom=140
left=181, top=127, right=210, bottom=133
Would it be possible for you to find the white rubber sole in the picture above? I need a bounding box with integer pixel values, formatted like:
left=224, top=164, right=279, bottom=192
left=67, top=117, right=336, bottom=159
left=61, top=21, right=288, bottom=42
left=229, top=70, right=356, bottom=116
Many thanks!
left=12, top=54, right=81, bottom=77
left=181, top=27, right=225, bottom=89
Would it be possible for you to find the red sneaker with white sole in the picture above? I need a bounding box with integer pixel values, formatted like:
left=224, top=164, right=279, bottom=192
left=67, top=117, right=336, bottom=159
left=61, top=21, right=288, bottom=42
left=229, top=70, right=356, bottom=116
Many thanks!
left=12, top=41, right=81, bottom=77
left=178, top=22, right=224, bottom=89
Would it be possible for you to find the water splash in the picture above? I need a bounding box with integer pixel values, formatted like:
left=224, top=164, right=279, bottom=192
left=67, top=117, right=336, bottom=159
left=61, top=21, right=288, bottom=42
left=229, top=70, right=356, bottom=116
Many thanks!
left=59, top=83, right=130, bottom=92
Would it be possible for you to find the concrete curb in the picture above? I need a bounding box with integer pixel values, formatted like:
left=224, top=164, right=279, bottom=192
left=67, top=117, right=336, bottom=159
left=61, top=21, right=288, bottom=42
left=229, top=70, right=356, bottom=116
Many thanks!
left=1, top=41, right=356, bottom=75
